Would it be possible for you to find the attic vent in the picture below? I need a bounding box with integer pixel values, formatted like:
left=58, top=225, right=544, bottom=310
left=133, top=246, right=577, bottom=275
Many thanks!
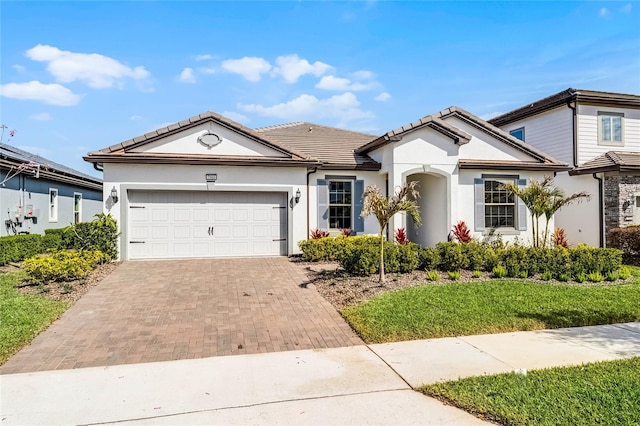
left=198, top=131, right=222, bottom=149
left=308, top=126, right=313, bottom=133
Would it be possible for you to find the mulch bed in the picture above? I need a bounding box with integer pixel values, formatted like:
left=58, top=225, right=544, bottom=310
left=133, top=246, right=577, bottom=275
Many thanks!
left=13, top=262, right=121, bottom=303
left=292, top=259, right=632, bottom=309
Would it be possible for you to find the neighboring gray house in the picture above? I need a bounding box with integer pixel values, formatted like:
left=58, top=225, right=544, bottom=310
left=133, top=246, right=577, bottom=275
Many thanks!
left=0, top=144, right=103, bottom=237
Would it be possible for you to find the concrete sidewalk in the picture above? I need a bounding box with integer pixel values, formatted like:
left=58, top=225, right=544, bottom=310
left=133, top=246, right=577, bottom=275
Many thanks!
left=2, top=323, right=639, bottom=425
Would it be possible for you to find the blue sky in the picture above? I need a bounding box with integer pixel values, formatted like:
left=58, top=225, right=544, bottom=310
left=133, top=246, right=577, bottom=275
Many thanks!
left=1, top=1, right=639, bottom=177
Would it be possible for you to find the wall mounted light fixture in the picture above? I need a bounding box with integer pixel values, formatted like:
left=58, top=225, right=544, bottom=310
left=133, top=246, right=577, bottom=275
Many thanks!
left=110, top=186, right=119, bottom=203
left=295, top=188, right=301, bottom=204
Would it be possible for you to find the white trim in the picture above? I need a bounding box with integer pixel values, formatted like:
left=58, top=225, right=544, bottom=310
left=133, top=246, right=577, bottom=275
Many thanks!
left=597, top=111, right=624, bottom=146
left=327, top=179, right=353, bottom=231
left=48, top=188, right=58, bottom=222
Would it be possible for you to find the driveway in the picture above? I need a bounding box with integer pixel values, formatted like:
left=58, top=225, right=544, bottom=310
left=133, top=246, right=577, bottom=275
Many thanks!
left=1, top=257, right=362, bottom=374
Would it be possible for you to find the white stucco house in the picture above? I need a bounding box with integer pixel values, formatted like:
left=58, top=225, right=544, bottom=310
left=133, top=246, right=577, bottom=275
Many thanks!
left=84, top=107, right=568, bottom=261
left=490, top=89, right=640, bottom=247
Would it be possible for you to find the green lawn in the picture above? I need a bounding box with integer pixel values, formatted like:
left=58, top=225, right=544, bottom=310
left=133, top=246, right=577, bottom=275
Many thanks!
left=342, top=268, right=640, bottom=343
left=0, top=271, right=69, bottom=364
left=421, top=357, right=640, bottom=426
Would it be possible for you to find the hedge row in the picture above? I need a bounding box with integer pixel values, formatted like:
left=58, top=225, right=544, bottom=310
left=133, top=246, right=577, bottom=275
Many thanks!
left=298, top=237, right=623, bottom=279
left=608, top=226, right=640, bottom=265
left=0, top=213, right=119, bottom=265
left=23, top=249, right=110, bottom=283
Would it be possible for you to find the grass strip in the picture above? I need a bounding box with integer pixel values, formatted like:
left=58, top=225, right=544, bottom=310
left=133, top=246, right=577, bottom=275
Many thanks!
left=342, top=270, right=640, bottom=343
left=421, top=357, right=640, bottom=426
left=0, top=271, right=69, bottom=364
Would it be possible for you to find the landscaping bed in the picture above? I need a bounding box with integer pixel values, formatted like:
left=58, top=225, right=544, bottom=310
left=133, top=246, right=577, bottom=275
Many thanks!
left=421, top=357, right=640, bottom=426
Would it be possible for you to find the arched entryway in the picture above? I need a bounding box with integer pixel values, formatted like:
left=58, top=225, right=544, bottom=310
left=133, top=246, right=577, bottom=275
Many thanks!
left=406, top=172, right=449, bottom=247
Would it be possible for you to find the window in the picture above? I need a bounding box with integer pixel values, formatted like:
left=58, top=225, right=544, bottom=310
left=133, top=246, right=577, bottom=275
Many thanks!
left=509, top=127, right=525, bottom=141
left=598, top=112, right=624, bottom=145
left=73, top=193, right=82, bottom=224
left=329, top=181, right=352, bottom=229
left=49, top=189, right=58, bottom=222
left=484, top=179, right=515, bottom=228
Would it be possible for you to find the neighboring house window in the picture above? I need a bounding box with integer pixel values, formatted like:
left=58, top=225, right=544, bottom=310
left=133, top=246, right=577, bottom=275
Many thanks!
left=329, top=181, right=352, bottom=229
left=474, top=177, right=527, bottom=232
left=73, top=193, right=82, bottom=224
left=509, top=127, right=525, bottom=141
left=484, top=179, right=515, bottom=228
left=49, top=188, right=58, bottom=222
left=598, top=112, right=624, bottom=145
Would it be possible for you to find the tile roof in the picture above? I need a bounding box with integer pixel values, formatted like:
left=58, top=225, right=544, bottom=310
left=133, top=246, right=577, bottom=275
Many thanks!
left=254, top=122, right=380, bottom=169
left=570, top=151, right=640, bottom=175
left=1, top=143, right=102, bottom=189
left=489, top=88, right=640, bottom=127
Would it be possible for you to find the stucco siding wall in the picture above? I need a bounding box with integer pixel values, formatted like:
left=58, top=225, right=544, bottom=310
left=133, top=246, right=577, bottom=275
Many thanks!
left=497, top=107, right=573, bottom=165
left=103, top=163, right=307, bottom=259
left=576, top=105, right=640, bottom=165
left=0, top=174, right=102, bottom=237
left=551, top=172, right=600, bottom=246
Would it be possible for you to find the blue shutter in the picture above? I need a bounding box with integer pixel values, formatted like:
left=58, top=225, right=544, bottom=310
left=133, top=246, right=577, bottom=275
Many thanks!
left=317, top=179, right=328, bottom=231
left=517, top=179, right=528, bottom=231
left=474, top=178, right=485, bottom=232
left=354, top=180, right=364, bottom=233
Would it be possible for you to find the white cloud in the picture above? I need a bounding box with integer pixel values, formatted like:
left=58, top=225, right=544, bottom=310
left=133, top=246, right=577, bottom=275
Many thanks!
left=221, top=57, right=271, bottom=82
left=178, top=67, right=196, bottom=83
left=273, top=54, right=332, bottom=83
left=599, top=7, right=609, bottom=16
left=12, top=64, right=26, bottom=72
left=198, top=67, right=216, bottom=74
left=130, top=114, right=144, bottom=121
left=28, top=112, right=52, bottom=121
left=316, top=75, right=376, bottom=91
left=239, top=92, right=374, bottom=125
left=195, top=54, right=213, bottom=61
left=25, top=44, right=151, bottom=89
left=0, top=81, right=82, bottom=106
left=222, top=111, right=250, bottom=124
left=351, top=70, right=374, bottom=80
left=374, top=92, right=391, bottom=102
left=621, top=3, right=632, bottom=13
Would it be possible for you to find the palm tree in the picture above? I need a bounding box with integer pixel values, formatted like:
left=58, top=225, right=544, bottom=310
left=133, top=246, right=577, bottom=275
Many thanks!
left=361, top=181, right=421, bottom=282
left=505, top=177, right=590, bottom=247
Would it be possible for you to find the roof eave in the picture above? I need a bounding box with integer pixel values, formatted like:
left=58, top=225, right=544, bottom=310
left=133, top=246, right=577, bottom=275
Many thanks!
left=569, top=165, right=640, bottom=176
left=83, top=154, right=321, bottom=168
left=458, top=160, right=571, bottom=172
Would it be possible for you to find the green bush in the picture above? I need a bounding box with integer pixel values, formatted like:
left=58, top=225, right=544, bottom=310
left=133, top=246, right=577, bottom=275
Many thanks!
left=606, top=271, right=619, bottom=282
left=461, top=242, right=488, bottom=271
left=540, top=270, right=553, bottom=281
left=68, top=214, right=119, bottom=259
left=448, top=270, right=461, bottom=281
left=472, top=270, right=482, bottom=278
left=500, top=245, right=529, bottom=277
left=298, top=235, right=379, bottom=262
left=418, top=247, right=440, bottom=270
left=339, top=241, right=419, bottom=276
left=619, top=266, right=632, bottom=280
left=41, top=233, right=63, bottom=252
left=607, top=226, right=640, bottom=264
left=575, top=272, right=587, bottom=283
left=23, top=249, right=110, bottom=283
left=549, top=247, right=572, bottom=279
left=44, top=226, right=75, bottom=248
left=588, top=271, right=604, bottom=283
left=492, top=265, right=507, bottom=278
left=436, top=242, right=465, bottom=272
left=426, top=270, right=439, bottom=281
left=0, top=234, right=43, bottom=265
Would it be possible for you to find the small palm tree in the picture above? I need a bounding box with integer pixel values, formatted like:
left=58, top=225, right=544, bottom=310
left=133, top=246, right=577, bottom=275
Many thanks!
left=361, top=181, right=421, bottom=282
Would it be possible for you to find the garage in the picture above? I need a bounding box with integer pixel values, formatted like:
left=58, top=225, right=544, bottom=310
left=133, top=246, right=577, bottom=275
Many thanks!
left=127, top=190, right=287, bottom=259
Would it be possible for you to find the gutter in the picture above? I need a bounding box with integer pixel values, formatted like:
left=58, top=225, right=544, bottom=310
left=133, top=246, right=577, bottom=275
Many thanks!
left=593, top=173, right=605, bottom=247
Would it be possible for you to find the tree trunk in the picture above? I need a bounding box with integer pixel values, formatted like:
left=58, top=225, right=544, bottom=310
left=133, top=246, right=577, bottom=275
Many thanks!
left=531, top=215, right=537, bottom=247
left=543, top=216, right=551, bottom=248
left=379, top=228, right=385, bottom=283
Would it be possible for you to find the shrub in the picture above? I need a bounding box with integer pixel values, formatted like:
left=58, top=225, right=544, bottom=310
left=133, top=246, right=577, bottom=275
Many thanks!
left=41, top=233, right=63, bottom=252
left=606, top=271, right=619, bottom=282
left=588, top=271, right=604, bottom=283
left=549, top=247, right=572, bottom=279
left=452, top=221, right=472, bottom=243
left=310, top=228, right=330, bottom=239
left=298, top=235, right=379, bottom=262
left=569, top=246, right=622, bottom=276
left=395, top=227, right=410, bottom=245
left=23, top=249, right=109, bottom=284
left=418, top=247, right=440, bottom=270
left=619, top=266, right=632, bottom=280
left=339, top=240, right=419, bottom=276
left=0, top=234, right=43, bottom=265
left=472, top=270, right=482, bottom=278
left=608, top=226, right=640, bottom=264
left=558, top=273, right=570, bottom=282
left=540, top=270, right=553, bottom=281
left=436, top=242, right=465, bottom=271
left=68, top=213, right=119, bottom=259
left=575, top=272, right=587, bottom=283
left=553, top=227, right=569, bottom=248
left=426, top=270, right=439, bottom=281
left=448, top=270, right=461, bottom=280
left=492, top=265, right=507, bottom=278
left=500, top=245, right=529, bottom=277
left=340, top=228, right=353, bottom=237
left=44, top=227, right=75, bottom=248
left=461, top=242, right=487, bottom=271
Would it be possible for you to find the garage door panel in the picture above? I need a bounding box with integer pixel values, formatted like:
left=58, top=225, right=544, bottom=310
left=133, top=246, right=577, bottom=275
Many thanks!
left=128, top=190, right=287, bottom=259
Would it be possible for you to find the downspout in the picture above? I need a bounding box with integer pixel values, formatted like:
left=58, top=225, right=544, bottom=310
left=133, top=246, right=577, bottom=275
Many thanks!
left=93, top=162, right=104, bottom=172
left=593, top=173, right=604, bottom=247
left=568, top=99, right=578, bottom=168
left=306, top=166, right=318, bottom=240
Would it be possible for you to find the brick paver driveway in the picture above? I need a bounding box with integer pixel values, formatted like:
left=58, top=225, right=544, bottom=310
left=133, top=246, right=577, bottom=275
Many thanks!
left=1, top=258, right=362, bottom=374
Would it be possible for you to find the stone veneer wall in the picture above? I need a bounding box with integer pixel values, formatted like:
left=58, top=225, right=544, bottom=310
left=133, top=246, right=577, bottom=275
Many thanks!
left=604, top=174, right=640, bottom=245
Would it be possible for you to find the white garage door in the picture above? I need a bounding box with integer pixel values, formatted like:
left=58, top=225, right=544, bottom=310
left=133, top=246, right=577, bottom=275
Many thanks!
left=128, top=191, right=287, bottom=259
